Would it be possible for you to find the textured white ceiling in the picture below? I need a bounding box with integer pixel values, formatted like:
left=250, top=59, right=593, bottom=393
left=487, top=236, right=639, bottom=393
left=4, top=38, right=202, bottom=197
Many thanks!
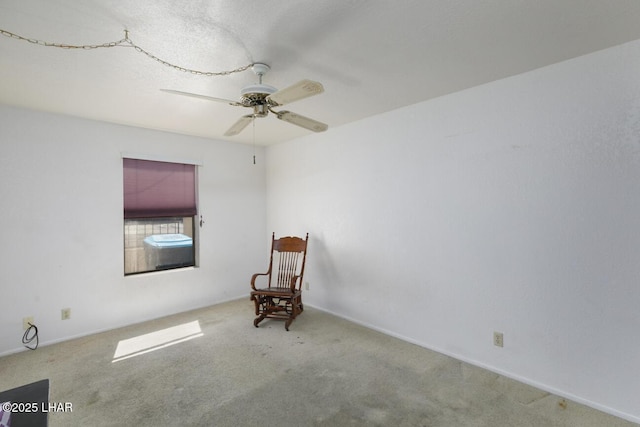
left=2, top=0, right=640, bottom=145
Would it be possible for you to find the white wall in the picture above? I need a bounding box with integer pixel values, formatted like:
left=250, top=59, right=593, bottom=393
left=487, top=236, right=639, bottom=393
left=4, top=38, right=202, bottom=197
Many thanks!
left=0, top=107, right=266, bottom=355
left=265, top=40, right=640, bottom=423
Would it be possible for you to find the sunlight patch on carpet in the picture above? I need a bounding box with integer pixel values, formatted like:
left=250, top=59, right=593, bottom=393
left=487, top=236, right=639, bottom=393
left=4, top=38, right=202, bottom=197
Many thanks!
left=112, top=320, right=203, bottom=363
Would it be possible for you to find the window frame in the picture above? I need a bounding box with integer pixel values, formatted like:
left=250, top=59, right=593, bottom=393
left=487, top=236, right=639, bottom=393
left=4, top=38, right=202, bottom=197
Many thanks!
left=122, top=153, right=202, bottom=276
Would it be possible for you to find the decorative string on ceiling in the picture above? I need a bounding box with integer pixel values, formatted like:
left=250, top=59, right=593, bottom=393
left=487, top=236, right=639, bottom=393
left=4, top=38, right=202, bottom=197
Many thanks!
left=0, top=28, right=255, bottom=77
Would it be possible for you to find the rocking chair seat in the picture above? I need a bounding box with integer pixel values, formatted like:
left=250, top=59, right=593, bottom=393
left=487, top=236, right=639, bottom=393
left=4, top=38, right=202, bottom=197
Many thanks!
left=251, top=286, right=298, bottom=296
left=250, top=233, right=308, bottom=330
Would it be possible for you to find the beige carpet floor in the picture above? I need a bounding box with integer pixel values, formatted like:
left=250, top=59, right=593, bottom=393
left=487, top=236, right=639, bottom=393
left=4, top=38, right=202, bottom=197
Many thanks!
left=0, top=298, right=636, bottom=426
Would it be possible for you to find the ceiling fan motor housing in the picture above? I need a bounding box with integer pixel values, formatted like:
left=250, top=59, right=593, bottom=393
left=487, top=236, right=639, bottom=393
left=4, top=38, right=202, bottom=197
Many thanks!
left=240, top=86, right=277, bottom=107
left=241, top=83, right=277, bottom=97
left=240, top=62, right=277, bottom=105
left=164, top=61, right=327, bottom=136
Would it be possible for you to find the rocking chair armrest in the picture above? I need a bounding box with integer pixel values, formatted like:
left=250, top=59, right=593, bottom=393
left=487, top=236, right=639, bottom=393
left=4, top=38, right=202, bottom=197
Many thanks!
left=251, top=272, right=269, bottom=290
left=289, top=275, right=303, bottom=291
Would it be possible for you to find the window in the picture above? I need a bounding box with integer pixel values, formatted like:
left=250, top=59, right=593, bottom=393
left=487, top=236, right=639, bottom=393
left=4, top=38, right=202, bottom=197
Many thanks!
left=123, top=158, right=197, bottom=275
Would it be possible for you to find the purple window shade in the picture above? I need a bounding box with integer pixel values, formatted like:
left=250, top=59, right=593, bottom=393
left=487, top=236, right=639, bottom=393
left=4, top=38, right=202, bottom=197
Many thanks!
left=123, top=158, right=197, bottom=219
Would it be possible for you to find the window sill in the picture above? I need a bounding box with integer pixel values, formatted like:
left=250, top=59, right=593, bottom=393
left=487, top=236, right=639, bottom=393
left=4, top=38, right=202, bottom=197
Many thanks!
left=124, top=266, right=198, bottom=278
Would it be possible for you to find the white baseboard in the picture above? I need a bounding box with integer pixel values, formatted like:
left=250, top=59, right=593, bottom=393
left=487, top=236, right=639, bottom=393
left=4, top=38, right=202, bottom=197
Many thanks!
left=306, top=303, right=640, bottom=425
left=0, top=295, right=247, bottom=358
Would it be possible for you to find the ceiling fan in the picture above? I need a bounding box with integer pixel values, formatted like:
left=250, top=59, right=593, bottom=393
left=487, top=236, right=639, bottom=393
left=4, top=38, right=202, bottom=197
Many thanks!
left=162, top=63, right=328, bottom=137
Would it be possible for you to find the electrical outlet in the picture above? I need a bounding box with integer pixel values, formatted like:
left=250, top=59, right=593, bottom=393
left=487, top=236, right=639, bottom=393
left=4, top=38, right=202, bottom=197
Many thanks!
left=61, top=308, right=71, bottom=320
left=23, top=316, right=34, bottom=330
left=493, top=331, right=504, bottom=347
left=305, top=281, right=310, bottom=291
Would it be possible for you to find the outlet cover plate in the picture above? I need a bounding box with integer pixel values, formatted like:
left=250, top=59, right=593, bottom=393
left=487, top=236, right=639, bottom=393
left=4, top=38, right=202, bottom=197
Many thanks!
left=493, top=331, right=504, bottom=347
left=23, top=316, right=34, bottom=330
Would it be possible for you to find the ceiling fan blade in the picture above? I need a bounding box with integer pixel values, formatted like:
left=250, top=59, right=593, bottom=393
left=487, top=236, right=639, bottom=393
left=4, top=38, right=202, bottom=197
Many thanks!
left=275, top=111, right=328, bottom=133
left=161, top=89, right=242, bottom=106
left=267, top=80, right=324, bottom=106
left=224, top=115, right=254, bottom=136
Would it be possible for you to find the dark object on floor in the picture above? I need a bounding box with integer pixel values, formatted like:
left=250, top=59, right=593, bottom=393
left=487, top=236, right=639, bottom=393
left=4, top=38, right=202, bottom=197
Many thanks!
left=250, top=233, right=309, bottom=330
left=0, top=379, right=49, bottom=427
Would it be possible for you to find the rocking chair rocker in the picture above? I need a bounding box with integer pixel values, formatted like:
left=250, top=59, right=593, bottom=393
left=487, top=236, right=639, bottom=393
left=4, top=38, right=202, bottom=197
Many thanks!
left=250, top=232, right=309, bottom=330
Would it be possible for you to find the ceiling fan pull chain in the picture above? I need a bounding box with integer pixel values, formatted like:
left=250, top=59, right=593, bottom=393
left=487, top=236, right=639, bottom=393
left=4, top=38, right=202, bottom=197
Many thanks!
left=252, top=117, right=257, bottom=165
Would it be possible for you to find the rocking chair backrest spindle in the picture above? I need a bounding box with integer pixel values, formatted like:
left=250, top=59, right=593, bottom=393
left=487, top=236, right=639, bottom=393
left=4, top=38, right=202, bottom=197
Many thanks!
left=269, top=233, right=308, bottom=291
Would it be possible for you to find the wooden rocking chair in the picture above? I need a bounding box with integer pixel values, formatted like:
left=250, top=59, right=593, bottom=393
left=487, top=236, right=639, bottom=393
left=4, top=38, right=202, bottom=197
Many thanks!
left=250, top=232, right=309, bottom=330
